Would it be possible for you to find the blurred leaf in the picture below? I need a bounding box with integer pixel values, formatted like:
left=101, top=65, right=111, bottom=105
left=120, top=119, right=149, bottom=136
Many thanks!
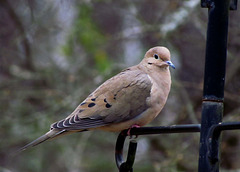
left=62, top=3, right=111, bottom=73
left=94, top=49, right=111, bottom=72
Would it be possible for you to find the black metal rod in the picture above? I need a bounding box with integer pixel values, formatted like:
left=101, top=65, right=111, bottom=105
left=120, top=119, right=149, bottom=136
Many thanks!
left=118, top=140, right=137, bottom=172
left=202, top=0, right=229, bottom=101
left=201, top=0, right=238, bottom=10
left=229, top=0, right=238, bottom=10
left=210, top=122, right=240, bottom=132
left=125, top=140, right=137, bottom=170
left=115, top=122, right=240, bottom=171
left=198, top=0, right=230, bottom=171
left=121, top=124, right=201, bottom=136
left=207, top=122, right=240, bottom=164
left=116, top=133, right=127, bottom=169
left=115, top=124, right=201, bottom=170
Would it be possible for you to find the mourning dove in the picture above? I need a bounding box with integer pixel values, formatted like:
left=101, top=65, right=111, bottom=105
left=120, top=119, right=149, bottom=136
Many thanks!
left=20, top=46, right=175, bottom=151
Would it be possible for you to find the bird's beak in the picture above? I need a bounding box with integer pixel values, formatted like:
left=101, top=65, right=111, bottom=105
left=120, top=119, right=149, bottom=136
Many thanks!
left=166, top=61, right=175, bottom=69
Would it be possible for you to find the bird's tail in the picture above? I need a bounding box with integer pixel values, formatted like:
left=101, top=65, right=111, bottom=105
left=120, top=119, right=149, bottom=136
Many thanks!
left=18, top=129, right=66, bottom=153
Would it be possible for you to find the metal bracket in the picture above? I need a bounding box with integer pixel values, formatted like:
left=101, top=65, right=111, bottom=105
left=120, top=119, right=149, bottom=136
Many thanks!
left=115, top=123, right=240, bottom=171
left=115, top=124, right=201, bottom=171
left=201, top=0, right=238, bottom=10
left=115, top=133, right=137, bottom=172
left=207, top=122, right=240, bottom=166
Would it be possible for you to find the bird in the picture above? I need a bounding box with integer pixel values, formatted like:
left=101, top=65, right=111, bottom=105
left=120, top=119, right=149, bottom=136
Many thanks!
left=19, top=46, right=175, bottom=152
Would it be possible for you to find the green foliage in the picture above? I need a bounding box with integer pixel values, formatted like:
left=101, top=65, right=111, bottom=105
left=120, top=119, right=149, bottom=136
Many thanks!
left=62, top=3, right=111, bottom=73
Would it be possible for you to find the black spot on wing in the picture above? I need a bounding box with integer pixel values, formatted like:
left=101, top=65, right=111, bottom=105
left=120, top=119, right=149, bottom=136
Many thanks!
left=103, top=98, right=112, bottom=108
left=106, top=103, right=112, bottom=108
left=88, top=103, right=96, bottom=107
left=80, top=102, right=86, bottom=106
left=91, top=98, right=96, bottom=101
left=79, top=109, right=84, bottom=113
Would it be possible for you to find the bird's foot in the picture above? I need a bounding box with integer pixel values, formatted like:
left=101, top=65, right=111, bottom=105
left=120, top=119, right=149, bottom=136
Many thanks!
left=127, top=124, right=140, bottom=139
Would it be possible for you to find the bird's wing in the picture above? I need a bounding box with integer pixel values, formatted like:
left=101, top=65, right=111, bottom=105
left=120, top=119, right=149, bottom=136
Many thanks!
left=51, top=65, right=152, bottom=131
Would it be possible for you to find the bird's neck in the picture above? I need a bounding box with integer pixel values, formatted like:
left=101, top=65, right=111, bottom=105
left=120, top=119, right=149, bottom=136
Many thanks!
left=139, top=64, right=172, bottom=97
left=151, top=67, right=171, bottom=90
left=140, top=64, right=171, bottom=85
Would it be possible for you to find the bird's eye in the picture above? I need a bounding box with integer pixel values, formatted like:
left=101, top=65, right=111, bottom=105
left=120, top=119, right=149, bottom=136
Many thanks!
left=154, top=54, right=159, bottom=59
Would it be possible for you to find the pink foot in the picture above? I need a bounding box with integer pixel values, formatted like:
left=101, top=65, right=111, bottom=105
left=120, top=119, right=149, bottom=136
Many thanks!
left=127, top=124, right=141, bottom=138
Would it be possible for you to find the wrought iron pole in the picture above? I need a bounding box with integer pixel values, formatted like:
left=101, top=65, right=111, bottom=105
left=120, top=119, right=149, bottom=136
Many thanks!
left=198, top=0, right=230, bottom=171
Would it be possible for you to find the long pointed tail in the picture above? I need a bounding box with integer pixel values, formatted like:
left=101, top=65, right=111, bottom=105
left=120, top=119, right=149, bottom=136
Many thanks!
left=19, top=129, right=66, bottom=153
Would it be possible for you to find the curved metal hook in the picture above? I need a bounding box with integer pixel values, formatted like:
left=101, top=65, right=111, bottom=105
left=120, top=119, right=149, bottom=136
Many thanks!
left=115, top=125, right=201, bottom=171
left=115, top=131, right=137, bottom=172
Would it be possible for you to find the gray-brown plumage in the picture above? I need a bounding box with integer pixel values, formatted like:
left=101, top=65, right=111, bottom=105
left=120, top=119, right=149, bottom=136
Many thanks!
left=20, top=46, right=175, bottom=151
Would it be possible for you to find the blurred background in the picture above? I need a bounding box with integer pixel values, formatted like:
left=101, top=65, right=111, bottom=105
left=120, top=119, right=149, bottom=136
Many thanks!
left=0, top=0, right=240, bottom=171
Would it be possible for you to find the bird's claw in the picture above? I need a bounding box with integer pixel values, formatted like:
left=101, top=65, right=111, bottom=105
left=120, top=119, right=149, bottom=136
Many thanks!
left=127, top=124, right=140, bottom=138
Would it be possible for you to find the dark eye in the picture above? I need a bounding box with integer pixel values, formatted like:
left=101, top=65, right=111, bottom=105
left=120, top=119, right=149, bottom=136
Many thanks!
left=154, top=54, right=159, bottom=59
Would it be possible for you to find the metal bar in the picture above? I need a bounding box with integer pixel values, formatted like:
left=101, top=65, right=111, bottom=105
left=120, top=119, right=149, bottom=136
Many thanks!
left=198, top=0, right=230, bottom=171
left=118, top=140, right=137, bottom=172
left=199, top=102, right=223, bottom=172
left=202, top=1, right=229, bottom=101
left=210, top=122, right=240, bottom=132
left=115, top=121, right=240, bottom=171
left=115, top=133, right=127, bottom=169
left=230, top=0, right=238, bottom=10
left=201, top=0, right=237, bottom=10
left=121, top=124, right=201, bottom=136
left=207, top=122, right=240, bottom=164
left=115, top=124, right=201, bottom=171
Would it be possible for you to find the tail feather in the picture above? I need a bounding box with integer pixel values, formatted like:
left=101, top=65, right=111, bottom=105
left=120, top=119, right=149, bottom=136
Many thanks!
left=18, top=129, right=66, bottom=153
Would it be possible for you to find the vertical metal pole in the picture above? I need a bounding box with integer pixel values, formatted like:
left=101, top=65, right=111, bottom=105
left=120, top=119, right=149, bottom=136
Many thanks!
left=198, top=0, right=230, bottom=171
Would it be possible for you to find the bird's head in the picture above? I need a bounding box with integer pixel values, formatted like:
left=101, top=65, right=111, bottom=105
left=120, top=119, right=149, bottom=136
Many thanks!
left=142, top=46, right=175, bottom=69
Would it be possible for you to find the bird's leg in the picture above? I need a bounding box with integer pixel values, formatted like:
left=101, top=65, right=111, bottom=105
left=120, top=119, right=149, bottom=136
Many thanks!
left=127, top=124, right=140, bottom=138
